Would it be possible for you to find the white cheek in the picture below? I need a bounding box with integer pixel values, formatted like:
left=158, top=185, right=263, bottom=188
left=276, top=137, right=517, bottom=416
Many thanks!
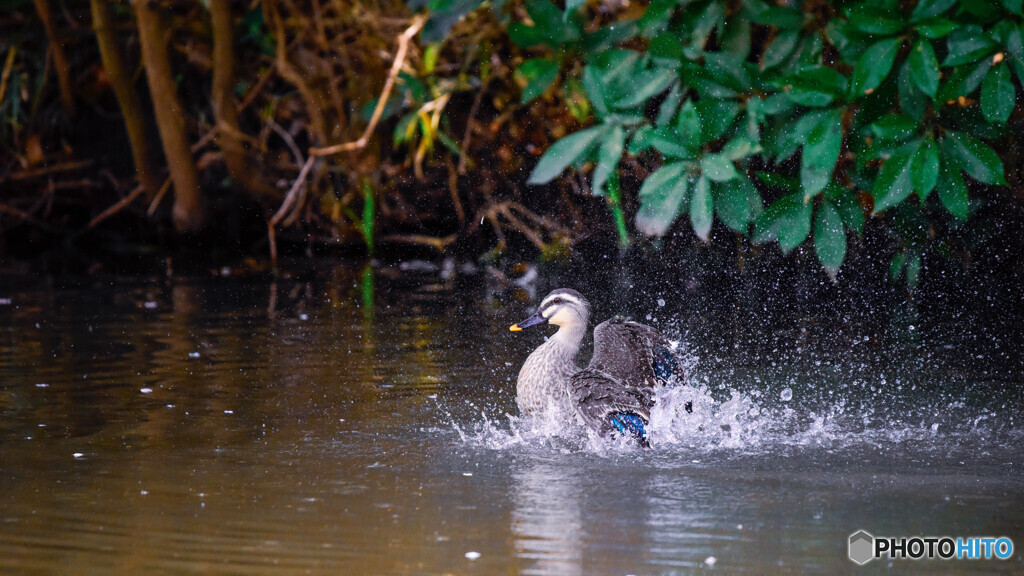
left=547, top=308, right=571, bottom=326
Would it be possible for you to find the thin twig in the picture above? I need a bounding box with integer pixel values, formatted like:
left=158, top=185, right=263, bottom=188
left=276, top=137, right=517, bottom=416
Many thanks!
left=268, top=155, right=319, bottom=264
left=146, top=179, right=173, bottom=217
left=310, top=14, right=426, bottom=157
left=88, top=183, right=146, bottom=228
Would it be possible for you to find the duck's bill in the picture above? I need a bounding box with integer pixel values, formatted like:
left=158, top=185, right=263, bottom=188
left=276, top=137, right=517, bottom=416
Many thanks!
left=509, top=311, right=546, bottom=332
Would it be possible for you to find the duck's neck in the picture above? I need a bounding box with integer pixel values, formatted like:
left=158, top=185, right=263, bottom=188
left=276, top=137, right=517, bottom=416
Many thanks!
left=547, top=322, right=586, bottom=354
left=517, top=322, right=588, bottom=415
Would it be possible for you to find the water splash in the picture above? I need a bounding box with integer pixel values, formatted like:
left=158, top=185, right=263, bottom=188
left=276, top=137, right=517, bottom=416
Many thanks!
left=447, top=369, right=1020, bottom=459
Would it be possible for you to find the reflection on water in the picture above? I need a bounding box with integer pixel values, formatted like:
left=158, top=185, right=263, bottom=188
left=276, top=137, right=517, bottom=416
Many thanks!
left=0, top=261, right=1022, bottom=574
left=512, top=457, right=584, bottom=576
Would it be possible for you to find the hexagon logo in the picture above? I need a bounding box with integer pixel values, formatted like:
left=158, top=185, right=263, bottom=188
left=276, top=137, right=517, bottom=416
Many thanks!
left=849, top=530, right=875, bottom=565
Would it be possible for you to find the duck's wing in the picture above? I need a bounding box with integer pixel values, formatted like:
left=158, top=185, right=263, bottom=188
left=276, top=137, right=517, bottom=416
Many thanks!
left=570, top=368, right=655, bottom=445
left=588, top=317, right=684, bottom=388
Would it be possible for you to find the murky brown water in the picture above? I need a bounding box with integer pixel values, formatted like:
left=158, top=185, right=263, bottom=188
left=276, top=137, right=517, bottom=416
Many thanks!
left=1, top=263, right=1022, bottom=575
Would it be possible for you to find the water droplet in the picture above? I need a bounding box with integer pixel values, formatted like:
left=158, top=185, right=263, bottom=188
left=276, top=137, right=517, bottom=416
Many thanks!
left=188, top=352, right=200, bottom=358
left=780, top=388, right=793, bottom=401
left=73, top=453, right=84, bottom=459
left=465, top=551, right=481, bottom=560
left=140, top=388, right=153, bottom=394
left=657, top=298, right=665, bottom=307
left=704, top=556, right=717, bottom=566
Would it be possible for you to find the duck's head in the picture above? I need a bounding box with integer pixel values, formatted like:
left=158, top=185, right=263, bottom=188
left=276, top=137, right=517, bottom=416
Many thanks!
left=510, top=288, right=591, bottom=332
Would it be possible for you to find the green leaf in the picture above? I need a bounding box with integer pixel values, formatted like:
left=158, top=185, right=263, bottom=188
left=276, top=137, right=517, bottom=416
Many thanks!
left=906, top=254, right=922, bottom=286
left=937, top=164, right=970, bottom=219
left=565, top=0, right=586, bottom=13
left=1002, top=0, right=1024, bottom=15
left=846, top=4, right=905, bottom=35
left=911, top=139, right=940, bottom=200
left=833, top=189, right=865, bottom=234
left=940, top=130, right=1006, bottom=185
left=636, top=163, right=691, bottom=236
left=889, top=251, right=908, bottom=281
left=869, top=114, right=918, bottom=142
left=801, top=108, right=843, bottom=200
left=517, top=58, right=560, bottom=103
left=981, top=64, right=1015, bottom=124
left=911, top=0, right=957, bottom=21
left=850, top=38, right=902, bottom=98
left=761, top=29, right=800, bottom=70
left=814, top=200, right=846, bottom=274
left=943, top=26, right=996, bottom=66
left=655, top=82, right=681, bottom=127
left=915, top=17, right=957, bottom=38
left=648, top=127, right=696, bottom=159
left=937, top=58, right=992, bottom=101
left=700, top=153, right=739, bottom=182
left=714, top=175, right=761, bottom=234
left=592, top=125, right=625, bottom=197
left=690, top=175, right=713, bottom=241
left=613, top=68, right=677, bottom=109
left=675, top=100, right=703, bottom=152
left=582, top=66, right=609, bottom=118
left=527, top=125, right=608, bottom=184
left=753, top=193, right=813, bottom=253
left=908, top=39, right=940, bottom=97
left=872, top=147, right=916, bottom=213
left=781, top=67, right=848, bottom=107
left=898, top=61, right=931, bottom=121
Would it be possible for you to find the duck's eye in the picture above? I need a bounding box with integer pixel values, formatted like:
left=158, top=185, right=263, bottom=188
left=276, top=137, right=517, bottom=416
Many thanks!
left=553, top=297, right=562, bottom=304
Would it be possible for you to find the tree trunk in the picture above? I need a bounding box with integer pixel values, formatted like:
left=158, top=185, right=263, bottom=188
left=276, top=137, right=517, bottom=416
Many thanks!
left=209, top=0, right=277, bottom=200
left=90, top=0, right=162, bottom=199
left=32, top=0, right=76, bottom=117
left=133, top=0, right=205, bottom=232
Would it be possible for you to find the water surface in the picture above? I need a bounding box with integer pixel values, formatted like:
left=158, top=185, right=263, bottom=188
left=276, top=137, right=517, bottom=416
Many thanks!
left=1, top=264, right=1021, bottom=575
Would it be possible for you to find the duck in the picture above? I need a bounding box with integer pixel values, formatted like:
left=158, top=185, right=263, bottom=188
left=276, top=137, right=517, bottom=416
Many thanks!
left=510, top=288, right=685, bottom=445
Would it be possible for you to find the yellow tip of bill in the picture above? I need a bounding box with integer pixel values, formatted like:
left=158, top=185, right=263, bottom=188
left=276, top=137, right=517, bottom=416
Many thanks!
left=509, top=324, right=522, bottom=332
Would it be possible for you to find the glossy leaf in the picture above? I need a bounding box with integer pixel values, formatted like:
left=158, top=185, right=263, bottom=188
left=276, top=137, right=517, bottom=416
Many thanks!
left=846, top=5, right=905, bottom=35
left=937, top=58, right=992, bottom=101
left=582, top=66, right=609, bottom=118
left=943, top=26, right=996, bottom=66
left=700, top=153, right=739, bottom=182
left=527, top=125, right=608, bottom=184
left=614, top=68, right=677, bottom=109
left=753, top=193, right=813, bottom=253
left=915, top=17, right=958, bottom=38
left=714, top=175, right=761, bottom=233
left=870, top=114, right=918, bottom=142
left=981, top=64, right=1015, bottom=124
left=872, top=147, right=916, bottom=213
left=1002, top=0, right=1024, bottom=14
left=675, top=100, right=703, bottom=152
left=636, top=163, right=690, bottom=236
left=814, top=200, right=846, bottom=274
left=940, top=130, right=1006, bottom=185
left=781, top=67, right=848, bottom=107
left=592, top=125, right=625, bottom=197
left=690, top=175, right=713, bottom=241
left=850, top=38, right=902, bottom=98
left=833, top=189, right=865, bottom=235
left=761, top=29, right=800, bottom=69
left=908, top=39, right=940, bottom=97
left=937, top=164, right=970, bottom=220
left=517, top=58, right=560, bottom=103
left=911, top=139, right=940, bottom=200
left=801, top=108, right=843, bottom=200
left=911, top=0, right=957, bottom=21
